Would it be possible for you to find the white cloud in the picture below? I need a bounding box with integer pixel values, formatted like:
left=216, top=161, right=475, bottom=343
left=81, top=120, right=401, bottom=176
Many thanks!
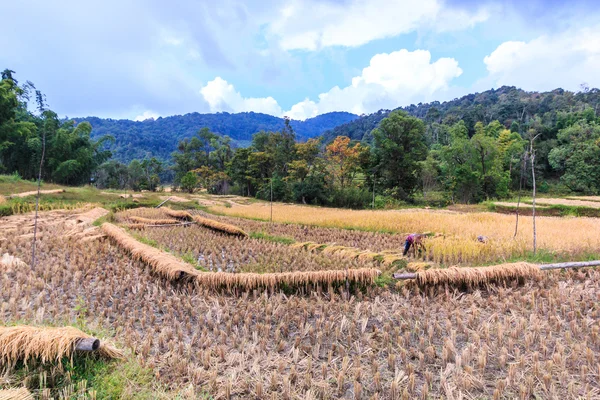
left=134, top=110, right=160, bottom=121
left=285, top=49, right=463, bottom=119
left=268, top=0, right=489, bottom=51
left=200, top=77, right=283, bottom=116
left=484, top=26, right=600, bottom=91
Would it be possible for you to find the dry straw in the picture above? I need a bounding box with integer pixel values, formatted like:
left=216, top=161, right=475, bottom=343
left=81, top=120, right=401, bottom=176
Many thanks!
left=194, top=268, right=381, bottom=290
left=101, top=223, right=200, bottom=281
left=129, top=216, right=181, bottom=225
left=162, top=208, right=193, bottom=220
left=191, top=215, right=248, bottom=237
left=0, top=388, right=33, bottom=400
left=0, top=326, right=123, bottom=370
left=103, top=222, right=379, bottom=290
left=416, top=262, right=542, bottom=286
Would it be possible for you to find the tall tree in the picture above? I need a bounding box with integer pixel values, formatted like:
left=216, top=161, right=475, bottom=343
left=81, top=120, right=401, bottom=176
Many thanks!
left=371, top=111, right=428, bottom=199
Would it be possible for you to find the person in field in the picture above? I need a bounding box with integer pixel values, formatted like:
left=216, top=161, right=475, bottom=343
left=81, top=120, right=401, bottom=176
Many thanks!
left=403, top=233, right=422, bottom=256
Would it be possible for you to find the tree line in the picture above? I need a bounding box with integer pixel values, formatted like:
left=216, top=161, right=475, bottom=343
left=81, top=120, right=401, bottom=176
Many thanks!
left=2, top=69, right=599, bottom=206
left=164, top=104, right=600, bottom=208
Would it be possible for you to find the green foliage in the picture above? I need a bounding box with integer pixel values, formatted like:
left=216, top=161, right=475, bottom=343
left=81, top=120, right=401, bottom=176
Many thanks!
left=371, top=111, right=428, bottom=199
left=249, top=231, right=296, bottom=245
left=79, top=112, right=358, bottom=164
left=549, top=121, right=600, bottom=193
left=180, top=171, right=198, bottom=193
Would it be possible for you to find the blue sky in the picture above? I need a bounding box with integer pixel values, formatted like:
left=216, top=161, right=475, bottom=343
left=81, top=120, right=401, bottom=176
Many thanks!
left=1, top=0, right=599, bottom=121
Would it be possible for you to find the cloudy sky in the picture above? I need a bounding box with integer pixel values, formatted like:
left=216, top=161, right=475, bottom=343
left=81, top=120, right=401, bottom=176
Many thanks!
left=1, top=0, right=599, bottom=121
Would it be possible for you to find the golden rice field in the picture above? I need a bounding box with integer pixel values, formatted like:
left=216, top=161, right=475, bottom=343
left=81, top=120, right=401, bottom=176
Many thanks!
left=2, top=202, right=600, bottom=398
left=211, top=202, right=600, bottom=265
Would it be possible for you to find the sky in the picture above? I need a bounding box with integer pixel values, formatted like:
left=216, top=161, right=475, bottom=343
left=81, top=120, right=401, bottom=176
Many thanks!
left=1, top=0, right=599, bottom=121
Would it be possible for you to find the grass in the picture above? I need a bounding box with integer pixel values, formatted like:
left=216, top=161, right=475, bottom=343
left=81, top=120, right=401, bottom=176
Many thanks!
left=0, top=173, right=64, bottom=196
left=249, top=231, right=296, bottom=245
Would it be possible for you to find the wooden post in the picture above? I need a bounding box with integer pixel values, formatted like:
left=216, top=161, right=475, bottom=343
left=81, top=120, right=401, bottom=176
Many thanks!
left=530, top=133, right=541, bottom=254
left=270, top=178, right=273, bottom=223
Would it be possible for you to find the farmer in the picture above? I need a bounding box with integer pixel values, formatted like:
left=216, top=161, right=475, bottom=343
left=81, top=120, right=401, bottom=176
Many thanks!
left=403, top=233, right=418, bottom=256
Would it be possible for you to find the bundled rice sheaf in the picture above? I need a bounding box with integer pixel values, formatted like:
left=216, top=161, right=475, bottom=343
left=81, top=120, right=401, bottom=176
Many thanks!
left=0, top=388, right=33, bottom=400
left=0, top=326, right=123, bottom=370
left=195, top=268, right=381, bottom=290
left=101, top=223, right=200, bottom=281
left=162, top=208, right=193, bottom=220
left=129, top=216, right=181, bottom=225
left=103, top=222, right=379, bottom=290
left=191, top=215, right=248, bottom=237
left=416, top=262, right=542, bottom=286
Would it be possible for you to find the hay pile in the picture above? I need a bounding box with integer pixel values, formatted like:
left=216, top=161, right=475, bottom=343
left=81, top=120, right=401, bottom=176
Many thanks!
left=416, top=262, right=542, bottom=286
left=0, top=326, right=123, bottom=369
left=101, top=223, right=199, bottom=281
left=0, top=388, right=33, bottom=400
left=191, top=215, right=248, bottom=237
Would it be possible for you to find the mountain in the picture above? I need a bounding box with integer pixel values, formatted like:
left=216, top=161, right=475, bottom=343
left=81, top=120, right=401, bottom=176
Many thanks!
left=322, top=86, right=600, bottom=143
left=75, top=111, right=358, bottom=163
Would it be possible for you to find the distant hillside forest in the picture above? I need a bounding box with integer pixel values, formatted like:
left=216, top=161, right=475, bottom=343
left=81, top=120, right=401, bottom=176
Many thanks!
left=78, top=111, right=358, bottom=163
left=2, top=68, right=600, bottom=207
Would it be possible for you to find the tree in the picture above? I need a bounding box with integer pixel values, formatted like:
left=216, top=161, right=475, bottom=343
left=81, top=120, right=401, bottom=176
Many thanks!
left=371, top=111, right=428, bottom=199
left=325, top=136, right=366, bottom=189
left=549, top=120, right=600, bottom=193
left=180, top=171, right=198, bottom=193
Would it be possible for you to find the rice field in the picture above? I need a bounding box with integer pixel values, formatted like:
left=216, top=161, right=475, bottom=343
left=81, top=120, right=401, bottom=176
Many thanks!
left=1, top=201, right=600, bottom=398
left=209, top=202, right=600, bottom=265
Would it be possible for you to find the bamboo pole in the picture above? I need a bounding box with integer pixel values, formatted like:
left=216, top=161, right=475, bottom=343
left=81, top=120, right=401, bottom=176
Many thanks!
left=392, top=260, right=600, bottom=280
left=75, top=338, right=100, bottom=351
left=156, top=197, right=171, bottom=208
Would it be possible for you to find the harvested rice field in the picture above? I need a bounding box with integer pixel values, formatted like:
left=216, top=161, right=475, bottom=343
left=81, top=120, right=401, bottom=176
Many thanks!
left=1, top=199, right=600, bottom=398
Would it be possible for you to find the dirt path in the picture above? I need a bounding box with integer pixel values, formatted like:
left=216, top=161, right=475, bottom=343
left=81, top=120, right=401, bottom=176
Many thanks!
left=9, top=189, right=65, bottom=198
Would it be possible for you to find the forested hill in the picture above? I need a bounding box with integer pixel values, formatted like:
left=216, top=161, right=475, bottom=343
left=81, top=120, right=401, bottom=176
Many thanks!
left=323, top=86, right=600, bottom=143
left=76, top=111, right=358, bottom=163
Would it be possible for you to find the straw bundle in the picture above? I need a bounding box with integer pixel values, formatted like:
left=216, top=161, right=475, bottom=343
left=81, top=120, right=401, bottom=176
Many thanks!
left=191, top=215, right=248, bottom=237
left=0, top=388, right=33, bottom=400
left=103, top=222, right=379, bottom=290
left=0, top=326, right=124, bottom=369
left=162, top=208, right=192, bottom=220
left=101, top=223, right=200, bottom=281
left=194, top=268, right=381, bottom=290
left=129, top=216, right=181, bottom=225
left=416, top=262, right=542, bottom=286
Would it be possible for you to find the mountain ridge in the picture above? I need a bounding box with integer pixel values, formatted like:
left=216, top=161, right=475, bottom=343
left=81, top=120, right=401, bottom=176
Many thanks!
left=76, top=111, right=358, bottom=163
